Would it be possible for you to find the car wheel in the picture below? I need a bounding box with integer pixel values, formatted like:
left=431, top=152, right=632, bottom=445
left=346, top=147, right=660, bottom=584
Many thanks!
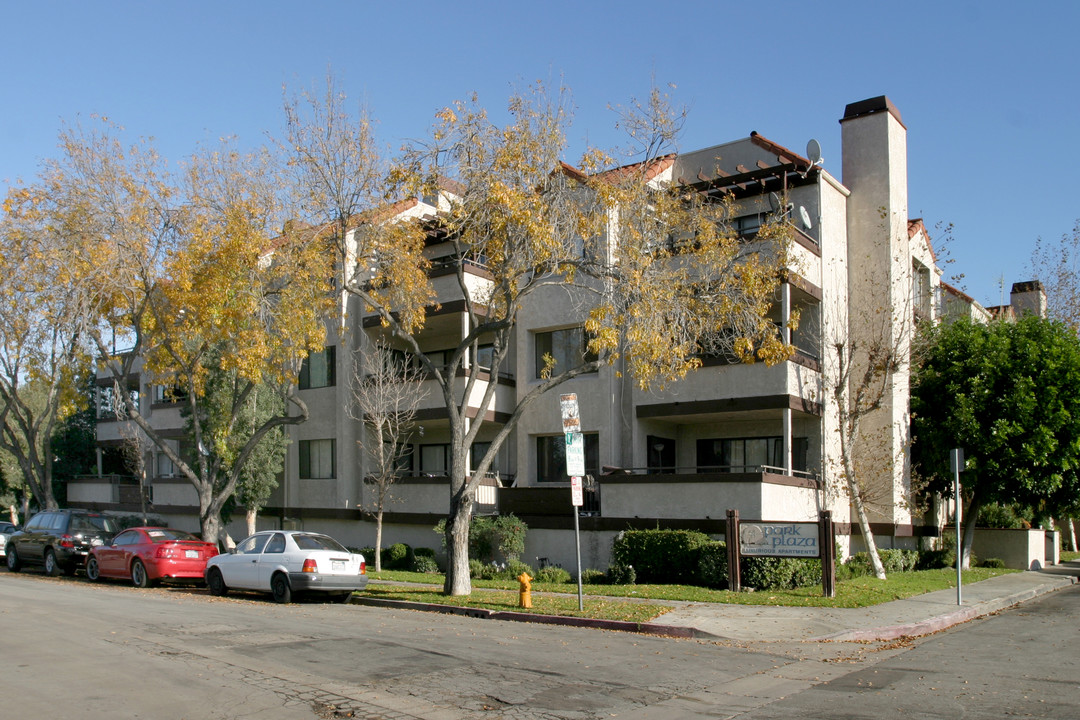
left=206, top=567, right=228, bottom=597
left=6, top=545, right=21, bottom=572
left=271, top=573, right=292, bottom=604
left=86, top=556, right=101, bottom=582
left=44, top=549, right=62, bottom=577
left=131, top=559, right=153, bottom=588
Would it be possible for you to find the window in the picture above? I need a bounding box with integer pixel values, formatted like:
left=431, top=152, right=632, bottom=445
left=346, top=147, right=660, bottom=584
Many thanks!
left=696, top=436, right=808, bottom=473
left=913, top=261, right=932, bottom=318
left=97, top=386, right=140, bottom=419
left=235, top=534, right=270, bottom=555
left=299, top=439, right=336, bottom=479
left=156, top=439, right=179, bottom=478
left=474, top=345, right=495, bottom=371
left=264, top=533, right=286, bottom=553
left=299, top=346, right=336, bottom=389
left=419, top=444, right=449, bottom=475
left=388, top=443, right=413, bottom=474
left=534, top=328, right=597, bottom=378
left=152, top=383, right=188, bottom=404
left=537, top=433, right=599, bottom=483
left=471, top=441, right=493, bottom=474
left=646, top=435, right=676, bottom=473
left=734, top=213, right=763, bottom=237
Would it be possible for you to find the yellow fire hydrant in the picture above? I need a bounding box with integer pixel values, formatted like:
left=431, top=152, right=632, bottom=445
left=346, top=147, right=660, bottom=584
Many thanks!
left=517, top=571, right=533, bottom=609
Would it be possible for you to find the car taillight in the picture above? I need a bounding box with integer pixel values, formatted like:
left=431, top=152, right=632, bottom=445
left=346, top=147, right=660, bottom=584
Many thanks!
left=156, top=546, right=171, bottom=559
left=302, top=558, right=318, bottom=573
left=360, top=560, right=366, bottom=575
left=60, top=534, right=75, bottom=549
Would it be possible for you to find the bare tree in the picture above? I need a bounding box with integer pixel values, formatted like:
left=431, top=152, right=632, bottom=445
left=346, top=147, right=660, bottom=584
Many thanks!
left=830, top=302, right=909, bottom=580
left=112, top=392, right=151, bottom=525
left=348, top=340, right=428, bottom=572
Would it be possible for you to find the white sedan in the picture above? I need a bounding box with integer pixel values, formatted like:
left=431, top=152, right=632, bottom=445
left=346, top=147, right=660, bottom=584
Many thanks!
left=204, top=530, right=368, bottom=603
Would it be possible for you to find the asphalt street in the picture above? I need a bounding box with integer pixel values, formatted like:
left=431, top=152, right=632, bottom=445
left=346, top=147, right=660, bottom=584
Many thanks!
left=1, top=569, right=1077, bottom=719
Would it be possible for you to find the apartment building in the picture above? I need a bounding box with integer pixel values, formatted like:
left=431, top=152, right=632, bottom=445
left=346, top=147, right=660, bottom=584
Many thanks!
left=75, top=96, right=1021, bottom=569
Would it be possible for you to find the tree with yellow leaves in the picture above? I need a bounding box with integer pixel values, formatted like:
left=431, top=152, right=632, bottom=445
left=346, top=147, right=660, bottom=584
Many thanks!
left=288, top=82, right=791, bottom=595
left=39, top=119, right=337, bottom=546
left=0, top=166, right=98, bottom=511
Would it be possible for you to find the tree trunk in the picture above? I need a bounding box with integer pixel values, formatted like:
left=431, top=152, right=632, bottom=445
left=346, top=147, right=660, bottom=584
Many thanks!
left=443, top=488, right=474, bottom=596
left=245, top=507, right=257, bottom=537
left=848, top=475, right=887, bottom=580
left=1070, top=518, right=1078, bottom=553
left=837, top=407, right=887, bottom=580
left=9, top=504, right=18, bottom=526
left=960, top=492, right=982, bottom=569
left=374, top=508, right=384, bottom=573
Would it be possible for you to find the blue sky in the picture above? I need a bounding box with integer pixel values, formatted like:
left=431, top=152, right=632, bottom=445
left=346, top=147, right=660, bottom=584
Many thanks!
left=3, top=1, right=1077, bottom=307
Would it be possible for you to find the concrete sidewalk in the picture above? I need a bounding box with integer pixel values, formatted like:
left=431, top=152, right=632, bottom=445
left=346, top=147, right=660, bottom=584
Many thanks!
left=357, top=561, right=1080, bottom=642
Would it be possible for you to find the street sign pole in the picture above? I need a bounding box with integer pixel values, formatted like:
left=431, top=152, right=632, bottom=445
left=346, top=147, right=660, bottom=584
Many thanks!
left=561, top=394, right=585, bottom=611
left=951, top=448, right=964, bottom=606
left=573, top=484, right=583, bottom=611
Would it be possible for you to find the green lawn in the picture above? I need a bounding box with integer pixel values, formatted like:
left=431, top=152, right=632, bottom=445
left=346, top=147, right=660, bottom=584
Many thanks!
left=362, top=567, right=1016, bottom=622
left=1062, top=550, right=1080, bottom=562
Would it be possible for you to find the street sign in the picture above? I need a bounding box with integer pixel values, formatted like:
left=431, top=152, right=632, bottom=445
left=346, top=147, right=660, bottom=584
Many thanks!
left=570, top=476, right=583, bottom=507
left=565, top=432, right=585, bottom=477
left=560, top=393, right=581, bottom=434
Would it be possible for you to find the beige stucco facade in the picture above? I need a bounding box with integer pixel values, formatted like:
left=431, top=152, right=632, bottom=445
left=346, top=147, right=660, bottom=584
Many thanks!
left=82, top=96, right=1037, bottom=571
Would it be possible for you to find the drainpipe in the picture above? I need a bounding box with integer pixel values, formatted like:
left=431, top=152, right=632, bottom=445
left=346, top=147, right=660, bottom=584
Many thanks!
left=782, top=282, right=793, bottom=475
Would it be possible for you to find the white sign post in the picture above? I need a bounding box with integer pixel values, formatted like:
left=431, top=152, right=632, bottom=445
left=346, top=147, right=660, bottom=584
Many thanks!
left=951, top=448, right=964, bottom=606
left=560, top=394, right=585, bottom=611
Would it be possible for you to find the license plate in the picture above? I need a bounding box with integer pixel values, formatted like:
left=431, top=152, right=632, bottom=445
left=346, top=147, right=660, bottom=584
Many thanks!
left=332, top=560, right=345, bottom=571
left=185, top=550, right=199, bottom=558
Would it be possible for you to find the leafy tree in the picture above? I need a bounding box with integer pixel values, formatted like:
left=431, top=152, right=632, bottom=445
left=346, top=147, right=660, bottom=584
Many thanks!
left=911, top=316, right=1080, bottom=566
left=287, top=82, right=791, bottom=595
left=0, top=180, right=96, bottom=510
left=348, top=340, right=428, bottom=572
left=40, top=120, right=336, bottom=546
left=50, top=364, right=99, bottom=505
left=192, top=354, right=289, bottom=538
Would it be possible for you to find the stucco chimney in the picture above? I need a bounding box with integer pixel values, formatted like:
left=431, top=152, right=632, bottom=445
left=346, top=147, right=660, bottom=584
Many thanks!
left=1010, top=280, right=1047, bottom=318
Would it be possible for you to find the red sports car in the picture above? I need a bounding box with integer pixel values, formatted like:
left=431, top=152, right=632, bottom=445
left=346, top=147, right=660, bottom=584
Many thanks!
left=86, top=526, right=218, bottom=588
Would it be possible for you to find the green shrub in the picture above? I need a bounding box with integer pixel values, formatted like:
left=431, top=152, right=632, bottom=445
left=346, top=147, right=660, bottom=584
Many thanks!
left=606, top=563, right=636, bottom=585
left=696, top=541, right=728, bottom=588
left=411, top=555, right=441, bottom=574
left=434, top=514, right=528, bottom=564
left=382, top=542, right=412, bottom=570
left=916, top=547, right=954, bottom=570
left=580, top=568, right=606, bottom=585
left=978, top=502, right=1033, bottom=529
left=877, top=549, right=919, bottom=573
left=742, top=556, right=821, bottom=590
left=414, top=546, right=436, bottom=559
left=535, top=565, right=572, bottom=584
left=505, top=559, right=535, bottom=580
left=979, top=557, right=1006, bottom=569
left=468, top=559, right=487, bottom=578
left=610, top=529, right=711, bottom=584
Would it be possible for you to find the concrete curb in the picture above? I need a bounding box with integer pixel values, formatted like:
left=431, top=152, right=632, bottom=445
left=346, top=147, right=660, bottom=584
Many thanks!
left=352, top=596, right=702, bottom=638
left=813, top=574, right=1078, bottom=642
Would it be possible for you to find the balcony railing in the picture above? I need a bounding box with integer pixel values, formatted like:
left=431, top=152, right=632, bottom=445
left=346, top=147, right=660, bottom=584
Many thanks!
left=603, top=464, right=819, bottom=481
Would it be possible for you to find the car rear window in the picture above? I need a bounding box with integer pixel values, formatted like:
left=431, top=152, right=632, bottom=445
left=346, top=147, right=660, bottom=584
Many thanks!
left=70, top=515, right=119, bottom=534
left=145, top=529, right=199, bottom=543
left=292, top=534, right=348, bottom=553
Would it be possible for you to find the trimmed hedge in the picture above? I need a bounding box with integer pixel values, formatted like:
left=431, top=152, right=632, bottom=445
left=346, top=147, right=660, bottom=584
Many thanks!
left=610, top=529, right=712, bottom=584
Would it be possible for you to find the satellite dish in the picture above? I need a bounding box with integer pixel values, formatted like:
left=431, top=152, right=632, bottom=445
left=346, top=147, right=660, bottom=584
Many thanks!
left=799, top=206, right=813, bottom=230
left=769, top=192, right=781, bottom=212
left=806, top=139, right=822, bottom=166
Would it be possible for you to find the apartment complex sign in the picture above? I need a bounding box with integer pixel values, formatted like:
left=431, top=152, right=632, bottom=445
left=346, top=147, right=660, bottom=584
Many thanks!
left=739, top=522, right=820, bottom=558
